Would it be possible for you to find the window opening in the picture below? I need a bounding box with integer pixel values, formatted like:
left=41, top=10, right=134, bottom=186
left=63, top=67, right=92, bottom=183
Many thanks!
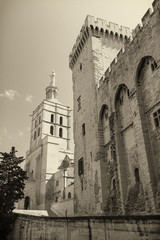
left=24, top=196, right=30, bottom=209
left=35, top=120, right=37, bottom=128
left=78, top=158, right=84, bottom=175
left=60, top=116, right=63, bottom=125
left=82, top=123, right=85, bottom=136
left=50, top=126, right=54, bottom=135
left=80, top=63, right=82, bottom=70
left=34, top=131, right=36, bottom=140
left=68, top=192, right=71, bottom=198
left=134, top=168, right=140, bottom=183
left=153, top=109, right=160, bottom=128
left=51, top=114, right=54, bottom=123
left=59, top=128, right=63, bottom=138
left=56, top=180, right=59, bottom=186
left=38, top=127, right=40, bottom=136
left=39, top=116, right=41, bottom=124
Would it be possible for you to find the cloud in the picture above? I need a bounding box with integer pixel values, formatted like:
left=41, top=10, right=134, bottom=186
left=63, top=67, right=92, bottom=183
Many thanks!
left=25, top=95, right=33, bottom=103
left=0, top=90, right=33, bottom=103
left=17, top=129, right=24, bottom=136
left=2, top=127, right=12, bottom=139
left=0, top=90, right=20, bottom=100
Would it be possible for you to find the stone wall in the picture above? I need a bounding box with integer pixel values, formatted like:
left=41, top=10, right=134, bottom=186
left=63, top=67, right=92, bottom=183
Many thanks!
left=69, top=0, right=160, bottom=215
left=9, top=214, right=160, bottom=240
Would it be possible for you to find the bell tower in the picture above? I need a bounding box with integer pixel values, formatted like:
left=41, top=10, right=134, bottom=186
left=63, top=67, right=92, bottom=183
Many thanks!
left=23, top=70, right=74, bottom=210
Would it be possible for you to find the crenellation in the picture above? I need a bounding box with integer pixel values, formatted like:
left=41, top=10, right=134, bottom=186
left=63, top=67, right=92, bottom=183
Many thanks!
left=69, top=15, right=131, bottom=69
left=141, top=8, right=153, bottom=27
left=108, top=22, right=119, bottom=31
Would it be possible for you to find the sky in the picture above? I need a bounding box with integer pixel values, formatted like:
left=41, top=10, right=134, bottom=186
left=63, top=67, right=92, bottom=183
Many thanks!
left=0, top=0, right=153, bottom=158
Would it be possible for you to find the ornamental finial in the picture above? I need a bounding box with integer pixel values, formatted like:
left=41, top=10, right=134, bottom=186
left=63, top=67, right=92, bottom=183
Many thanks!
left=49, top=70, right=55, bottom=86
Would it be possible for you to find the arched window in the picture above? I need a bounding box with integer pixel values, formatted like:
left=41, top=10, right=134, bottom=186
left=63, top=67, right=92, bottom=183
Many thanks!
left=24, top=196, right=30, bottom=209
left=51, top=114, right=54, bottom=123
left=68, top=192, right=71, bottom=199
left=59, top=128, right=63, bottom=138
left=50, top=126, right=54, bottom=135
left=134, top=168, right=140, bottom=183
left=38, top=127, right=40, bottom=136
left=60, top=116, right=63, bottom=125
left=34, top=131, right=36, bottom=140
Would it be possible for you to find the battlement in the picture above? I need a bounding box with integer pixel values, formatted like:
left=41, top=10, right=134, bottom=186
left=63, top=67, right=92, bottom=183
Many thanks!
left=69, top=15, right=132, bottom=70
left=97, top=0, right=160, bottom=90
left=85, top=15, right=131, bottom=36
left=69, top=0, right=160, bottom=71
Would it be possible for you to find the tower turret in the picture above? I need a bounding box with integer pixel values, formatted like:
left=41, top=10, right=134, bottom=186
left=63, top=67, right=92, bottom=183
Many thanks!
left=45, top=70, right=58, bottom=101
left=69, top=15, right=131, bottom=215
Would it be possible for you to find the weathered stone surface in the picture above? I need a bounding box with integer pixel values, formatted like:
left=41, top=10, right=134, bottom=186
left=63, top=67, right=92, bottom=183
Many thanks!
left=8, top=214, right=160, bottom=240
left=69, top=0, right=160, bottom=215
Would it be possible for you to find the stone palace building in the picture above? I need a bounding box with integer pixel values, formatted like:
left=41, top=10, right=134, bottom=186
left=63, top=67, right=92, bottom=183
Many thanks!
left=11, top=0, right=160, bottom=239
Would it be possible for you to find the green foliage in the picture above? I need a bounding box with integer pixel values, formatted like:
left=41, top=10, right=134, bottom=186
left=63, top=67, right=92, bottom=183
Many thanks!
left=0, top=147, right=28, bottom=214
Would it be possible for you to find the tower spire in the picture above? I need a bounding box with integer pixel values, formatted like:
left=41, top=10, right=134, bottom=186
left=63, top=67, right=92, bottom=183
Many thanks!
left=45, top=70, right=58, bottom=101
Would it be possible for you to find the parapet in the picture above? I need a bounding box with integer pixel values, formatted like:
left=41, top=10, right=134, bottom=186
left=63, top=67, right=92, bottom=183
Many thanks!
left=69, top=0, right=160, bottom=71
left=69, top=15, right=132, bottom=70
left=98, top=0, right=160, bottom=90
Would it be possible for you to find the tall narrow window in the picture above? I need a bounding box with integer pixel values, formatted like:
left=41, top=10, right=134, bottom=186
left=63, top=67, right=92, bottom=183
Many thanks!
left=51, top=114, right=54, bottom=123
left=59, top=128, right=63, bottom=138
left=134, top=168, right=140, bottom=183
left=35, top=120, right=37, bottom=128
left=38, top=127, right=40, bottom=136
left=50, top=126, right=54, bottom=135
left=39, top=116, right=41, bottom=124
left=60, top=116, right=63, bottom=125
left=80, top=63, right=82, bottom=71
left=78, top=158, right=84, bottom=175
left=24, top=196, right=30, bottom=209
left=34, top=131, right=36, bottom=140
left=82, top=123, right=85, bottom=135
